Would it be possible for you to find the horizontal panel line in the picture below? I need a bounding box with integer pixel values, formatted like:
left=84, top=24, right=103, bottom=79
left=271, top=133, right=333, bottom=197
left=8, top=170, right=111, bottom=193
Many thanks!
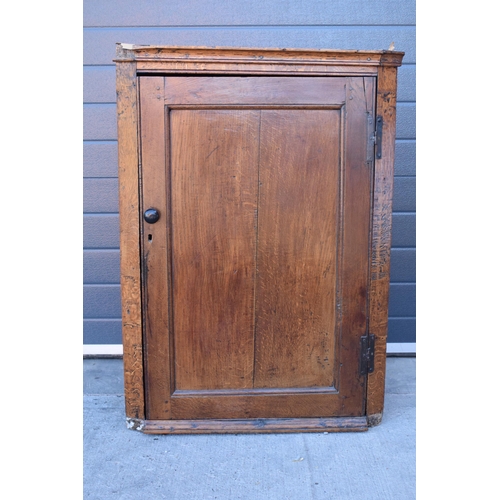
left=83, top=248, right=120, bottom=252
left=83, top=212, right=120, bottom=216
left=84, top=101, right=116, bottom=105
left=83, top=213, right=119, bottom=217
left=84, top=318, right=122, bottom=322
left=84, top=64, right=116, bottom=68
left=84, top=25, right=416, bottom=30
left=84, top=176, right=118, bottom=180
left=84, top=318, right=122, bottom=321
left=84, top=283, right=121, bottom=286
left=83, top=247, right=120, bottom=252
left=84, top=284, right=120, bottom=288
left=173, top=386, right=338, bottom=397
left=83, top=139, right=117, bottom=143
left=83, top=139, right=118, bottom=144
left=390, top=282, right=416, bottom=286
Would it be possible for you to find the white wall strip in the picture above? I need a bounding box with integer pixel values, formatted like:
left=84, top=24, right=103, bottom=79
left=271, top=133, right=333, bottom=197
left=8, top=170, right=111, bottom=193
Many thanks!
left=84, top=343, right=415, bottom=356
left=83, top=344, right=124, bottom=356
left=386, top=342, right=416, bottom=354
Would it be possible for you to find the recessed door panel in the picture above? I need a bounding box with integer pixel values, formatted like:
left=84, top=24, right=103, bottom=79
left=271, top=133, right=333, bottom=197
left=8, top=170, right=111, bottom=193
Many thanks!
left=254, top=109, right=340, bottom=389
left=170, top=109, right=260, bottom=391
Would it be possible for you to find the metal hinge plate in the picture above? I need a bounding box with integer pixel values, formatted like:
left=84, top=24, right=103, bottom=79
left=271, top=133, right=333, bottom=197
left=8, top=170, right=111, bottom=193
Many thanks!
left=375, top=116, right=383, bottom=159
left=360, top=334, right=375, bottom=375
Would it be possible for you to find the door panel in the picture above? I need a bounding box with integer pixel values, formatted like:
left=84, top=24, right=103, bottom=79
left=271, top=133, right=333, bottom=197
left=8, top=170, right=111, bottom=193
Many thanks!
left=171, top=109, right=260, bottom=391
left=139, top=75, right=376, bottom=420
left=254, top=110, right=340, bottom=389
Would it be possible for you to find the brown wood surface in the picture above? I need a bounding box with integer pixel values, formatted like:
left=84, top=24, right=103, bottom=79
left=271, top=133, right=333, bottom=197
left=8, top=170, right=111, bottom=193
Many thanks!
left=171, top=109, right=260, bottom=391
left=164, top=76, right=346, bottom=105
left=115, top=58, right=144, bottom=419
left=138, top=416, right=368, bottom=434
left=115, top=44, right=404, bottom=69
left=114, top=45, right=403, bottom=78
left=116, top=45, right=403, bottom=429
left=254, top=109, right=339, bottom=389
left=337, top=76, right=376, bottom=411
left=139, top=77, right=173, bottom=419
left=140, top=75, right=375, bottom=421
left=366, top=66, right=399, bottom=422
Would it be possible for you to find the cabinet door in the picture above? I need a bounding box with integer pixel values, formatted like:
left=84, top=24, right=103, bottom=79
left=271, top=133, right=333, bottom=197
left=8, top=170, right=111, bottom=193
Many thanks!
left=139, top=75, right=376, bottom=421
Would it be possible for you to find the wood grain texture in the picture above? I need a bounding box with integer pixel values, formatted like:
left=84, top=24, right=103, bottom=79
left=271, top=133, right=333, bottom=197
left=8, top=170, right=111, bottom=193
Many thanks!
left=115, top=56, right=144, bottom=419
left=164, top=76, right=345, bottom=105
left=170, top=391, right=360, bottom=420
left=336, top=76, right=376, bottom=411
left=366, top=66, right=399, bottom=421
left=136, top=75, right=378, bottom=421
left=111, top=44, right=407, bottom=67
left=254, top=109, right=340, bottom=389
left=115, top=47, right=404, bottom=430
left=135, top=416, right=368, bottom=434
left=139, top=77, right=172, bottom=420
left=171, top=109, right=259, bottom=391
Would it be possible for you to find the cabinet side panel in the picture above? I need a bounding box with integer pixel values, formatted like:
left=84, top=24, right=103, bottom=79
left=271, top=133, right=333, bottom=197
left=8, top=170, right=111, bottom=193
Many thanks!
left=367, top=66, right=398, bottom=420
left=116, top=61, right=145, bottom=419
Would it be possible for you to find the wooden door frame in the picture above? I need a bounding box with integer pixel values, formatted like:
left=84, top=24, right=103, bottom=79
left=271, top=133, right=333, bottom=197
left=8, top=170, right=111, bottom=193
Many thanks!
left=115, top=45, right=403, bottom=431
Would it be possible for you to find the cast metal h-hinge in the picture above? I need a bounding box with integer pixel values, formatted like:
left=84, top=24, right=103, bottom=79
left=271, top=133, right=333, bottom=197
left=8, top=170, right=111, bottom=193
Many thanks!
left=367, top=115, right=383, bottom=162
left=374, top=116, right=383, bottom=159
left=360, top=334, right=375, bottom=375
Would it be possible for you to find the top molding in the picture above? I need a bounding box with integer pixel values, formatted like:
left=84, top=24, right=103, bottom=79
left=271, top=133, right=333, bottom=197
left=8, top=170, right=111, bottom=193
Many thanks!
left=114, top=44, right=405, bottom=74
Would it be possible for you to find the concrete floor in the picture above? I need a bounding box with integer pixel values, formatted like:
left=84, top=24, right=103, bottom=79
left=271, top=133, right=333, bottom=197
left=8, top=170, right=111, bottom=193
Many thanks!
left=84, top=357, right=415, bottom=499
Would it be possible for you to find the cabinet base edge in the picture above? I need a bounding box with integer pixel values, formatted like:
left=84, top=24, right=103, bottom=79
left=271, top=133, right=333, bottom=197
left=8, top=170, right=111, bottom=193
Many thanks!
left=126, top=416, right=368, bottom=434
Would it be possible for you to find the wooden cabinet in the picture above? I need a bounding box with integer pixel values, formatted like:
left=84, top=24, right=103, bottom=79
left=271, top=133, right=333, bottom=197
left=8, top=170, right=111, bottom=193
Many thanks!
left=115, top=44, right=404, bottom=434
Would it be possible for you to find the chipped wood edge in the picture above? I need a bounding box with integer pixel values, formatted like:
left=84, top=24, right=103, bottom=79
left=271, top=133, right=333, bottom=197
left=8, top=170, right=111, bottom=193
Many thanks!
left=366, top=65, right=400, bottom=419
left=126, top=417, right=368, bottom=434
left=367, top=412, right=383, bottom=427
left=116, top=49, right=145, bottom=420
left=114, top=43, right=405, bottom=67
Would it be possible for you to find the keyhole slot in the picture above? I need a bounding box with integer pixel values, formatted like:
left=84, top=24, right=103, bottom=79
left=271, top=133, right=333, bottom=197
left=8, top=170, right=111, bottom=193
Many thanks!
left=148, top=234, right=153, bottom=242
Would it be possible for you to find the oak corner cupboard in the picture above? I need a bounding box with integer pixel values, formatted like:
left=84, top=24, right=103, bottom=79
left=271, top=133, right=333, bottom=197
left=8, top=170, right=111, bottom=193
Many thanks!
left=114, top=44, right=404, bottom=434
